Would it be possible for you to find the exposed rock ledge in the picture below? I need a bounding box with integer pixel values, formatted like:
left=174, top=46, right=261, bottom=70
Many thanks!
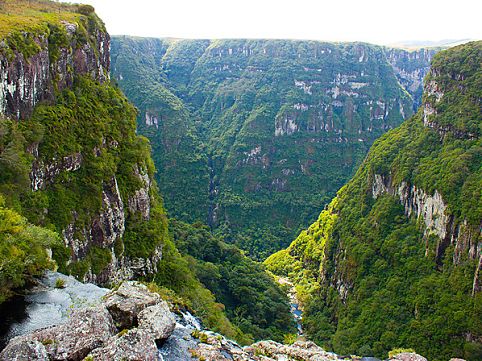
left=371, top=173, right=481, bottom=294
left=0, top=278, right=439, bottom=361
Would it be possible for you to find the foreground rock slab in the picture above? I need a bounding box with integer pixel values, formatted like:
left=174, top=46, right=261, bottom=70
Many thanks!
left=0, top=306, right=116, bottom=361
left=1, top=279, right=438, bottom=361
left=0, top=340, right=49, bottom=361
left=0, top=281, right=175, bottom=361
left=190, top=334, right=439, bottom=361
left=389, top=353, right=428, bottom=361
left=87, top=329, right=158, bottom=361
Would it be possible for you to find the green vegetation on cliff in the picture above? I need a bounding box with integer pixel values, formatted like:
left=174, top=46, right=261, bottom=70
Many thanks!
left=110, top=37, right=209, bottom=223
left=265, top=41, right=482, bottom=360
left=0, top=194, right=61, bottom=303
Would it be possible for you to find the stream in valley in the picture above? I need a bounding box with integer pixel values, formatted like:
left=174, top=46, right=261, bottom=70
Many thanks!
left=278, top=277, right=303, bottom=335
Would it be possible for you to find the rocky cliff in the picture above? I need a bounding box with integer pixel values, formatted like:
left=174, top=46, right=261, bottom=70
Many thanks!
left=265, top=41, right=482, bottom=360
left=0, top=4, right=109, bottom=120
left=111, top=37, right=439, bottom=257
left=0, top=0, right=168, bottom=284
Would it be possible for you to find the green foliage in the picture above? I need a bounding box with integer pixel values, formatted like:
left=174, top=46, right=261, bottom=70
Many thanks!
left=0, top=0, right=105, bottom=62
left=267, top=42, right=482, bottom=360
left=0, top=195, right=60, bottom=303
left=153, top=235, right=250, bottom=344
left=170, top=219, right=296, bottom=342
left=54, top=278, right=66, bottom=289
left=284, top=333, right=298, bottom=345
left=423, top=41, right=482, bottom=137
left=110, top=36, right=209, bottom=224
left=1, top=73, right=168, bottom=279
left=388, top=348, right=416, bottom=358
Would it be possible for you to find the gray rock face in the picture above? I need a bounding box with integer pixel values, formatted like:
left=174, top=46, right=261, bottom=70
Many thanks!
left=372, top=174, right=480, bottom=259
left=0, top=340, right=48, bottom=361
left=0, top=22, right=109, bottom=120
left=87, top=329, right=158, bottom=361
left=371, top=173, right=481, bottom=293
left=103, top=282, right=160, bottom=329
left=138, top=302, right=176, bottom=341
left=1, top=306, right=116, bottom=361
left=30, top=153, right=83, bottom=191
left=127, top=165, right=152, bottom=220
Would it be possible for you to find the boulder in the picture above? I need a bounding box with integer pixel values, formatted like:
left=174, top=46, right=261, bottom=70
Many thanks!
left=0, top=306, right=116, bottom=361
left=247, top=340, right=339, bottom=360
left=389, top=353, right=428, bottom=361
left=0, top=340, right=48, bottom=361
left=103, top=281, right=160, bottom=329
left=87, top=329, right=158, bottom=361
left=137, top=302, right=176, bottom=341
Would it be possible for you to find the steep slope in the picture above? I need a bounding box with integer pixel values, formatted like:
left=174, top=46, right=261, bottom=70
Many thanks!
left=111, top=37, right=437, bottom=258
left=0, top=1, right=294, bottom=344
left=0, top=0, right=169, bottom=284
left=265, top=41, right=482, bottom=360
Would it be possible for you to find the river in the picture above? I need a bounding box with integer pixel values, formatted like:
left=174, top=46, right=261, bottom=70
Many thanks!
left=277, top=276, right=303, bottom=335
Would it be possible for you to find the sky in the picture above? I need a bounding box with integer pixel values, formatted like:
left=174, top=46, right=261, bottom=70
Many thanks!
left=74, top=0, right=482, bottom=45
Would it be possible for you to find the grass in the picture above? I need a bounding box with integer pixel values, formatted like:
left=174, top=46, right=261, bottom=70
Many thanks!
left=54, top=277, right=66, bottom=288
left=0, top=0, right=82, bottom=39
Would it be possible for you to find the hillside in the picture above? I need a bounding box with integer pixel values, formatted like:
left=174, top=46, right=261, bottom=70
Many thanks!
left=110, top=36, right=437, bottom=258
left=0, top=0, right=293, bottom=344
left=265, top=41, right=482, bottom=360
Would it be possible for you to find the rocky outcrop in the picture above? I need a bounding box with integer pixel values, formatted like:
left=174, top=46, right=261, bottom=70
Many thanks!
left=88, top=329, right=159, bottom=361
left=192, top=336, right=433, bottom=361
left=60, top=175, right=125, bottom=283
left=390, top=353, right=427, bottom=361
left=103, top=282, right=161, bottom=329
left=138, top=303, right=176, bottom=340
left=1, top=278, right=438, bottom=361
left=421, top=42, right=481, bottom=140
left=0, top=281, right=176, bottom=361
left=30, top=152, right=83, bottom=191
left=127, top=165, right=152, bottom=220
left=0, top=20, right=109, bottom=120
left=0, top=340, right=49, bottom=361
left=371, top=174, right=479, bottom=258
left=0, top=306, right=116, bottom=361
left=372, top=173, right=481, bottom=292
